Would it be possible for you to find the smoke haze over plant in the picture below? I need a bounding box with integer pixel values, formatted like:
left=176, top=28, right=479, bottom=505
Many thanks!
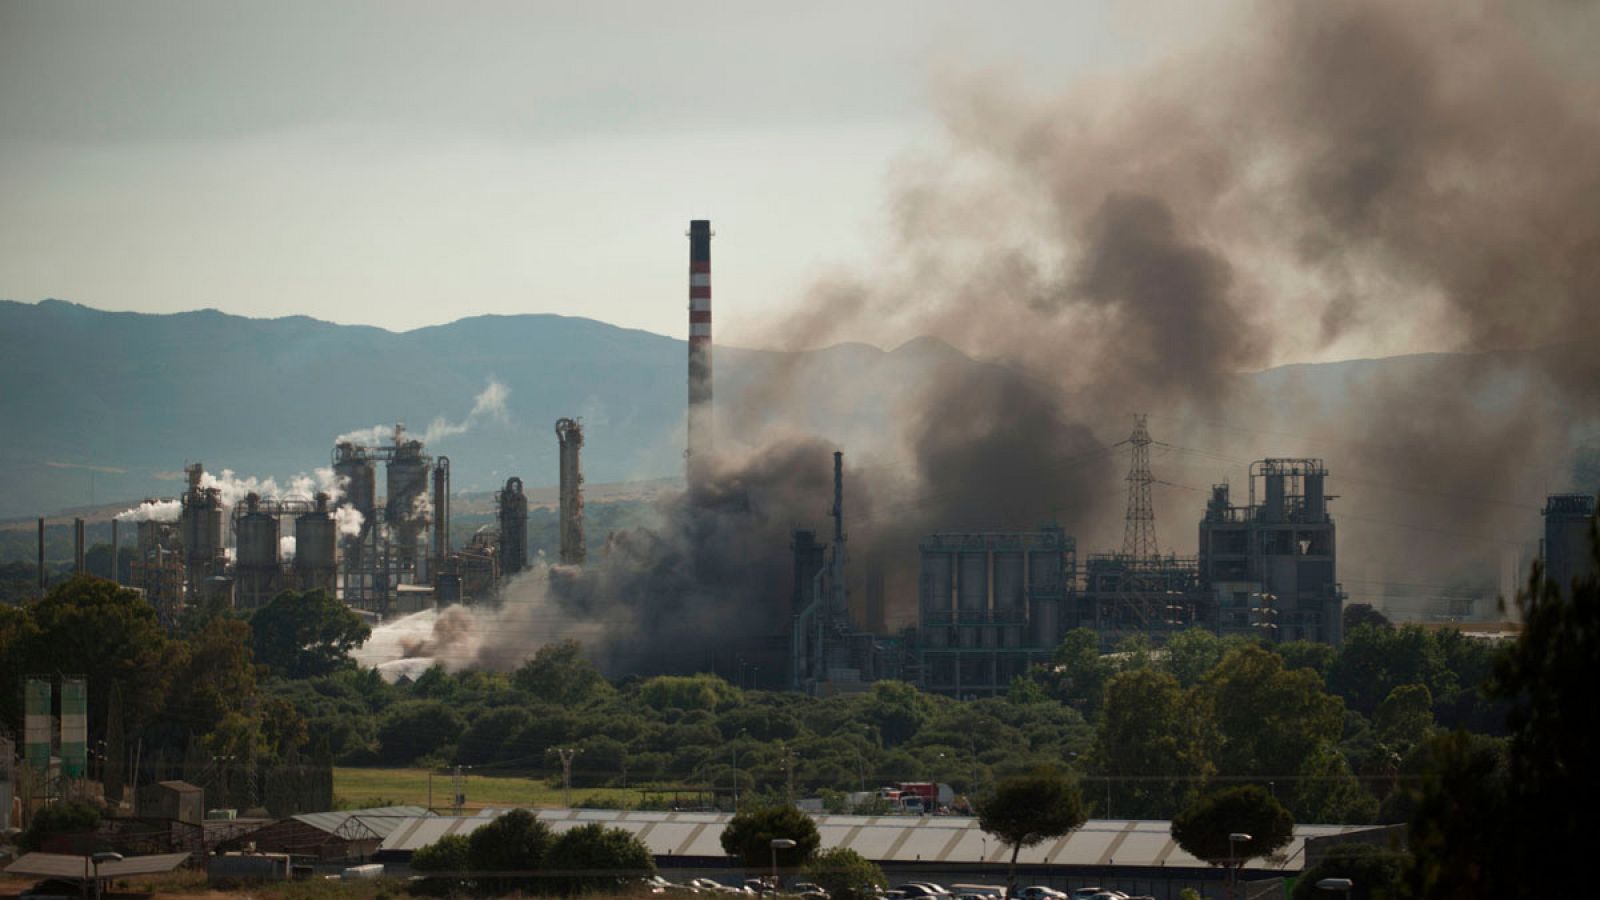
left=357, top=0, right=1600, bottom=673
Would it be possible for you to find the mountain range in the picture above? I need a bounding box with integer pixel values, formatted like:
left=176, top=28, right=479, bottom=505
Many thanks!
left=0, top=299, right=986, bottom=520
left=0, top=298, right=1586, bottom=534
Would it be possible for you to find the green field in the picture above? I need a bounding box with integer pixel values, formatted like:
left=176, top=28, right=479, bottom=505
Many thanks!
left=333, top=767, right=645, bottom=811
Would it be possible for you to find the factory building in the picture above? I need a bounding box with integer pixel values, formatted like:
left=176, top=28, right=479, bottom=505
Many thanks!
left=1197, top=459, right=1343, bottom=644
left=1542, top=493, right=1598, bottom=599
left=330, top=426, right=453, bottom=614
left=909, top=440, right=1346, bottom=696
left=913, top=527, right=1075, bottom=698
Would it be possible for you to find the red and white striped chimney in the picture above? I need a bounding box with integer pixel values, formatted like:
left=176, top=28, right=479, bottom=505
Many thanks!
left=687, top=219, right=714, bottom=468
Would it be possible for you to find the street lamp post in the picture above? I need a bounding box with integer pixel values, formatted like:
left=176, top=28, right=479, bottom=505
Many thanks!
left=91, top=851, right=123, bottom=900
left=1227, top=833, right=1252, bottom=900
left=770, top=838, right=797, bottom=889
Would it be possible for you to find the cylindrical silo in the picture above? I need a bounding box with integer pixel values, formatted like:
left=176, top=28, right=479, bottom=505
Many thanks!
left=236, top=493, right=280, bottom=610
left=237, top=495, right=279, bottom=569
left=920, top=550, right=952, bottom=648
left=295, top=492, right=338, bottom=595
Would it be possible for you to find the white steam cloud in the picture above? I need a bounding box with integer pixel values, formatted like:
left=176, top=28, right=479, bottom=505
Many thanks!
left=334, top=379, right=509, bottom=448
left=115, top=498, right=181, bottom=523
left=335, top=506, right=365, bottom=537
left=420, top=379, right=510, bottom=445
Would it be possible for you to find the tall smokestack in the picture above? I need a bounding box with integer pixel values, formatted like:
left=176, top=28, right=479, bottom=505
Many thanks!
left=687, top=219, right=714, bottom=472
left=37, top=517, right=46, bottom=595
left=73, top=517, right=85, bottom=575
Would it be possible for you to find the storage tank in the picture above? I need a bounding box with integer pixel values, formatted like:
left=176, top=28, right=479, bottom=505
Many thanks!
left=236, top=494, right=279, bottom=570
left=919, top=550, right=952, bottom=648
left=295, top=493, right=338, bottom=594
left=235, top=493, right=281, bottom=610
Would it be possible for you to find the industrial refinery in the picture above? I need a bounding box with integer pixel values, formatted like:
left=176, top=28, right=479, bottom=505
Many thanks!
left=28, top=218, right=1596, bottom=702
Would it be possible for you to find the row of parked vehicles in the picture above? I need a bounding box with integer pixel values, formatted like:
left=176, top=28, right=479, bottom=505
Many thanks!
left=646, top=878, right=1153, bottom=900
left=890, top=883, right=1154, bottom=900
left=646, top=876, right=831, bottom=898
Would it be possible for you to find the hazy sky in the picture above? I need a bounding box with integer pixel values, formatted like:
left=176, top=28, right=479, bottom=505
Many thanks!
left=0, top=1, right=1218, bottom=345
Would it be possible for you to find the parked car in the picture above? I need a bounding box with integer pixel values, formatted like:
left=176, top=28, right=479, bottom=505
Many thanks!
left=1019, top=886, right=1069, bottom=900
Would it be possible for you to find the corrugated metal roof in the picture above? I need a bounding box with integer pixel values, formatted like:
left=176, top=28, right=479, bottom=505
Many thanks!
left=377, top=810, right=1373, bottom=871
left=292, top=805, right=431, bottom=838
left=5, top=852, right=192, bottom=880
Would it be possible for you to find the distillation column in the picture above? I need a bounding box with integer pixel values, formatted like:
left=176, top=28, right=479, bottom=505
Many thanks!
left=555, top=418, right=585, bottom=565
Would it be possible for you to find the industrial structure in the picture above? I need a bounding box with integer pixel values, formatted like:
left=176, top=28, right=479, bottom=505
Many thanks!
left=687, top=219, right=713, bottom=475
left=496, top=476, right=529, bottom=576
left=907, top=420, right=1346, bottom=697
left=912, top=527, right=1076, bottom=697
left=101, top=420, right=534, bottom=621
left=791, top=452, right=897, bottom=694
left=26, top=219, right=1370, bottom=707
left=327, top=427, right=462, bottom=613
left=556, top=417, right=586, bottom=565
left=1197, top=459, right=1343, bottom=643
left=1542, top=493, right=1597, bottom=599
left=229, top=492, right=340, bottom=609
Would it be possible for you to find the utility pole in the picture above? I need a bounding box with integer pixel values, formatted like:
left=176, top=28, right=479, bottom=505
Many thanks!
left=555, top=748, right=580, bottom=808
left=452, top=765, right=466, bottom=815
